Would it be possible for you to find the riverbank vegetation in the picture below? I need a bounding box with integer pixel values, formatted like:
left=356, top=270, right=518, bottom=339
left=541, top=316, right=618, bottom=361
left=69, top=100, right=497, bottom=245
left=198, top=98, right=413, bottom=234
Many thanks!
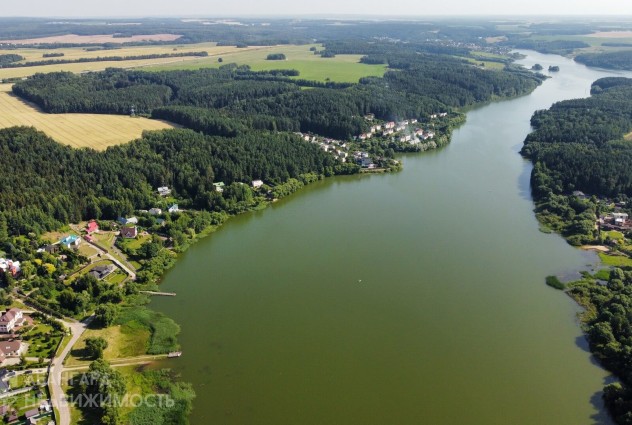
left=521, top=77, right=632, bottom=245
left=523, top=77, right=632, bottom=423
left=575, top=50, right=632, bottom=70
left=564, top=269, right=632, bottom=424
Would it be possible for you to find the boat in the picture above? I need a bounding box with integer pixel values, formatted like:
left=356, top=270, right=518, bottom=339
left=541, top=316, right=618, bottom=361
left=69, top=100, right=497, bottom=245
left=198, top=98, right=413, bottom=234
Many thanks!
left=168, top=351, right=182, bottom=358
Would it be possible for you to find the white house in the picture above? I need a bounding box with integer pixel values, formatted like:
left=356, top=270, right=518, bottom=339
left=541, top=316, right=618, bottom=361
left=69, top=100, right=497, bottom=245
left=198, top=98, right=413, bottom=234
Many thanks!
left=149, top=208, right=162, bottom=216
left=0, top=309, right=23, bottom=333
left=157, top=186, right=171, bottom=196
left=252, top=180, right=264, bottom=189
left=168, top=204, right=180, bottom=213
left=213, top=182, right=225, bottom=193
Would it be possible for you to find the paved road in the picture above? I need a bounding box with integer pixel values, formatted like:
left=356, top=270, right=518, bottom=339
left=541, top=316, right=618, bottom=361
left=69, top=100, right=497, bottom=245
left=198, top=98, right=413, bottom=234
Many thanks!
left=0, top=385, right=40, bottom=400
left=48, top=316, right=92, bottom=425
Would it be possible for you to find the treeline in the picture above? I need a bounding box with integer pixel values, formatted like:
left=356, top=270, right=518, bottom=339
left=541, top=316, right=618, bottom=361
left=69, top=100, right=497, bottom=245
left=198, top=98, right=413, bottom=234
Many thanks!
left=42, top=52, right=64, bottom=58
left=575, top=50, right=632, bottom=70
left=502, top=38, right=589, bottom=55
left=0, top=126, right=345, bottom=236
left=266, top=53, right=286, bottom=60
left=0, top=51, right=208, bottom=68
left=521, top=77, right=632, bottom=244
left=0, top=53, right=23, bottom=66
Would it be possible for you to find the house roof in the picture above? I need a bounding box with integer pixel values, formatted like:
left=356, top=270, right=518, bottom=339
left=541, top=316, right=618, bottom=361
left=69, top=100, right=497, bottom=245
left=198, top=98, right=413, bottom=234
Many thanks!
left=0, top=405, right=9, bottom=414
left=0, top=341, right=21, bottom=353
left=120, top=227, right=137, bottom=238
left=25, top=408, right=39, bottom=418
left=87, top=221, right=99, bottom=232
left=59, top=235, right=79, bottom=245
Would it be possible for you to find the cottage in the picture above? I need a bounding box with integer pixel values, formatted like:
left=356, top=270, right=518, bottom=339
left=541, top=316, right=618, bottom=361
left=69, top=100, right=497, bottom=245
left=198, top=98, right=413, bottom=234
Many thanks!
left=89, top=265, right=115, bottom=281
left=384, top=121, right=395, bottom=129
left=0, top=259, right=20, bottom=277
left=86, top=221, right=99, bottom=234
left=0, top=340, right=22, bottom=356
left=364, top=113, right=375, bottom=121
left=6, top=413, right=18, bottom=423
left=44, top=244, right=59, bottom=255
left=157, top=186, right=171, bottom=197
left=59, top=235, right=81, bottom=249
left=117, top=217, right=138, bottom=226
left=613, top=212, right=629, bottom=226
left=24, top=408, right=39, bottom=419
left=149, top=208, right=162, bottom=216
left=213, top=182, right=225, bottom=193
left=120, top=226, right=138, bottom=239
left=0, top=309, right=23, bottom=333
left=572, top=191, right=587, bottom=199
left=168, top=204, right=179, bottom=213
left=252, top=180, right=264, bottom=189
left=0, top=405, right=10, bottom=415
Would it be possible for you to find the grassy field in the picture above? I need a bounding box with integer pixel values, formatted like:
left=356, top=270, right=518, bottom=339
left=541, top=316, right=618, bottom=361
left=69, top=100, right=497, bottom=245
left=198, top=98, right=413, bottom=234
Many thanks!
left=147, top=44, right=388, bottom=82
left=66, top=324, right=150, bottom=367
left=0, top=84, right=174, bottom=149
left=599, top=252, right=632, bottom=268
left=24, top=323, right=62, bottom=359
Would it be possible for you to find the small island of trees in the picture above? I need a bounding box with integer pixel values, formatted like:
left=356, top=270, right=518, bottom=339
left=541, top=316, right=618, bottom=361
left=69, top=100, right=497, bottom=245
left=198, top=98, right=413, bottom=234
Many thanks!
left=266, top=53, right=286, bottom=60
left=548, top=65, right=560, bottom=72
left=531, top=63, right=543, bottom=71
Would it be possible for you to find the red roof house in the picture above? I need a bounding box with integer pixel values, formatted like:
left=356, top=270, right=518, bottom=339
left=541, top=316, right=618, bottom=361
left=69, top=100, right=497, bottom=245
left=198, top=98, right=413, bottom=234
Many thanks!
left=86, top=221, right=99, bottom=234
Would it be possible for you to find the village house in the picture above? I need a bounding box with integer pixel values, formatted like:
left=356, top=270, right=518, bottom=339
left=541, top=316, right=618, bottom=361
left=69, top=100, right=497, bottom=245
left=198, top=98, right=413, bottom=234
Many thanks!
left=364, top=113, right=375, bottom=121
left=59, top=235, right=80, bottom=249
left=86, top=220, right=99, bottom=234
left=384, top=121, right=395, bottom=129
left=117, top=217, right=138, bottom=226
left=252, top=180, right=264, bottom=189
left=213, top=182, right=225, bottom=193
left=168, top=204, right=179, bottom=213
left=0, top=340, right=22, bottom=356
left=89, top=265, right=115, bottom=281
left=0, top=259, right=20, bottom=277
left=0, top=309, right=23, bottom=334
left=157, top=186, right=171, bottom=196
left=149, top=208, right=162, bottom=216
left=44, top=244, right=59, bottom=255
left=24, top=408, right=39, bottom=421
left=120, top=226, right=138, bottom=239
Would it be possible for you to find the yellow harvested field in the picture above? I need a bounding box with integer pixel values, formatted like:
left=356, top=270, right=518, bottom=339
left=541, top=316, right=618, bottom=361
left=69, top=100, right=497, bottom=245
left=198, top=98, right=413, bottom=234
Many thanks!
left=587, top=31, right=632, bottom=38
left=0, top=84, right=174, bottom=149
left=0, top=43, right=269, bottom=79
left=0, top=33, right=182, bottom=45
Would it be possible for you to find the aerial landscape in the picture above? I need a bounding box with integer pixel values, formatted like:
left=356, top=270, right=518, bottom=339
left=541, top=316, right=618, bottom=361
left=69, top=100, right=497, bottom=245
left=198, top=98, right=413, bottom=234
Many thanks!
left=2, top=1, right=632, bottom=424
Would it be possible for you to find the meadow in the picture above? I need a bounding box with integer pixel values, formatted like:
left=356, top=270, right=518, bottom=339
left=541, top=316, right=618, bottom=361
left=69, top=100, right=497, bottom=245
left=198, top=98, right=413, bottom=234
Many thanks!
left=0, top=84, right=174, bottom=149
left=146, top=44, right=388, bottom=82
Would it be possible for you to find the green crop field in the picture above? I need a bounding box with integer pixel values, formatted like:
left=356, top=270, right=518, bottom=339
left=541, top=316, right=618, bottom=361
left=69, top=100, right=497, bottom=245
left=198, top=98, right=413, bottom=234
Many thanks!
left=146, top=44, right=388, bottom=82
left=0, top=84, right=174, bottom=149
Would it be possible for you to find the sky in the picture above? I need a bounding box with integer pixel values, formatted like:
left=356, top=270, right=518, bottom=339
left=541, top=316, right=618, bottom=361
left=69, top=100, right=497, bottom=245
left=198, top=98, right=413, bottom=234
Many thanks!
left=2, top=0, right=632, bottom=18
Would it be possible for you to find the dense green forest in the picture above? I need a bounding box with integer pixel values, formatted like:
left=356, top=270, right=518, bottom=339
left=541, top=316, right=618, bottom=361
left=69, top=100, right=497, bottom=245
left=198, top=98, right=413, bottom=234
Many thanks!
left=12, top=46, right=544, bottom=139
left=521, top=77, right=632, bottom=245
left=575, top=50, right=632, bottom=70
left=0, top=126, right=344, bottom=236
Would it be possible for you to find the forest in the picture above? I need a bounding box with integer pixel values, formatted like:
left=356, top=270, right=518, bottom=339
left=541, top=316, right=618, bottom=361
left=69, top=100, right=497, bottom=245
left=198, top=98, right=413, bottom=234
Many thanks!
left=521, top=77, right=632, bottom=244
left=575, top=50, right=632, bottom=70
left=0, top=126, right=344, bottom=237
left=12, top=44, right=544, bottom=139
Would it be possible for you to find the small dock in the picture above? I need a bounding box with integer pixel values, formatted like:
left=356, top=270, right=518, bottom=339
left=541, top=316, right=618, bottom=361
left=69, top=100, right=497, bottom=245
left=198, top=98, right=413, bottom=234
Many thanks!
left=139, top=291, right=177, bottom=297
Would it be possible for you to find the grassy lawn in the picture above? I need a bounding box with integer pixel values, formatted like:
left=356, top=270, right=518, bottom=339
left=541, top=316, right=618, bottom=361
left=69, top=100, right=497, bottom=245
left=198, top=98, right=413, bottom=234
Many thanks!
left=9, top=372, right=47, bottom=389
left=77, top=244, right=98, bottom=258
left=599, top=252, right=632, bottom=268
left=463, top=57, right=506, bottom=70
left=120, top=234, right=150, bottom=251
left=22, top=324, right=62, bottom=359
left=147, top=44, right=388, bottom=83
left=0, top=84, right=174, bottom=149
left=6, top=388, right=49, bottom=416
left=593, top=269, right=612, bottom=280
left=105, top=270, right=128, bottom=285
left=603, top=230, right=625, bottom=241
left=67, top=324, right=150, bottom=367
left=93, top=232, right=116, bottom=249
left=40, top=228, right=70, bottom=244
